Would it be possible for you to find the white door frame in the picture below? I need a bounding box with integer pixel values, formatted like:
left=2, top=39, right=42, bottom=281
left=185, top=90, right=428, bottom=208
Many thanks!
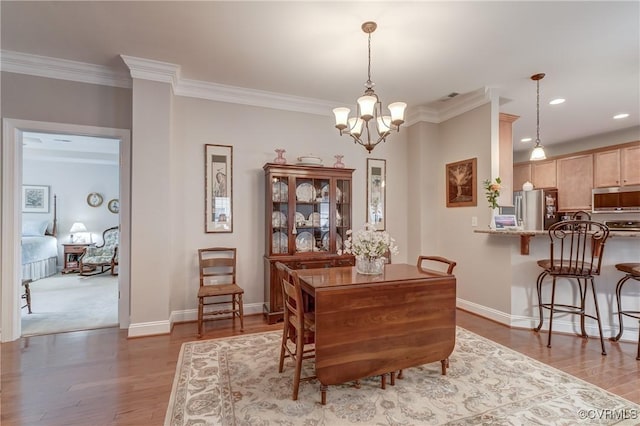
left=1, top=118, right=131, bottom=342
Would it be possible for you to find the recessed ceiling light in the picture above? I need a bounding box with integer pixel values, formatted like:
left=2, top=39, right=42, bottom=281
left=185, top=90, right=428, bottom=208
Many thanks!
left=613, top=113, right=629, bottom=119
left=549, top=98, right=565, bottom=105
left=521, top=137, right=532, bottom=143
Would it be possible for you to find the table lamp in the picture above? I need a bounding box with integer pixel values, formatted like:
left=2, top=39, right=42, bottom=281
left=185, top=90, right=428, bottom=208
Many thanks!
left=69, top=222, right=87, bottom=243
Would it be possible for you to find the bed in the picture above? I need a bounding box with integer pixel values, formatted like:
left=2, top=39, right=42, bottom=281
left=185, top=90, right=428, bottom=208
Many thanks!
left=21, top=195, right=58, bottom=281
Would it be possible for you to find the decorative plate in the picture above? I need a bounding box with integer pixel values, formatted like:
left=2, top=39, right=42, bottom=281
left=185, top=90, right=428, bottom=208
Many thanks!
left=107, top=199, right=120, bottom=214
left=320, top=184, right=342, bottom=202
left=296, top=183, right=316, bottom=202
left=322, top=232, right=343, bottom=251
left=295, top=212, right=306, bottom=226
left=87, top=192, right=103, bottom=207
left=272, top=181, right=288, bottom=202
left=308, top=212, right=321, bottom=227
left=295, top=231, right=314, bottom=252
left=272, top=211, right=287, bottom=228
left=272, top=231, right=288, bottom=254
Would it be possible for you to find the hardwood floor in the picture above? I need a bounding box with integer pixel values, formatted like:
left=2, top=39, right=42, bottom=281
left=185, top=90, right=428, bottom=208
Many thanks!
left=1, top=309, right=638, bottom=425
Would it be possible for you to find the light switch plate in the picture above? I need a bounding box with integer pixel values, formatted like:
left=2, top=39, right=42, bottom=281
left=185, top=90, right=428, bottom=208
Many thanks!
left=471, top=216, right=478, bottom=227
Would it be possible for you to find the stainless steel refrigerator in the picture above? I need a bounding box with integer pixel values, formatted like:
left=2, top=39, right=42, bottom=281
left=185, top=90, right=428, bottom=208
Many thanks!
left=514, top=188, right=560, bottom=230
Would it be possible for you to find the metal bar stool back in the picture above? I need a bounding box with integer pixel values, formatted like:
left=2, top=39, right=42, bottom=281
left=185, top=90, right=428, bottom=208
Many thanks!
left=533, top=220, right=610, bottom=354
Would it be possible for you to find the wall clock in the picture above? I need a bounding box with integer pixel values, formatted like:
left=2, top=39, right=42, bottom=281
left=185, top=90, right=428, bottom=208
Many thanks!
left=87, top=192, right=103, bottom=207
left=108, top=199, right=120, bottom=214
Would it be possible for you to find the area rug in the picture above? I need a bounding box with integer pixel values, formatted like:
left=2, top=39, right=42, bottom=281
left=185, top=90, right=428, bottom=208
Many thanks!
left=165, top=328, right=640, bottom=425
left=21, top=272, right=118, bottom=336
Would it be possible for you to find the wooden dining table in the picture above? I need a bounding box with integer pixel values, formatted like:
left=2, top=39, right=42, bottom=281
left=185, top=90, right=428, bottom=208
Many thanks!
left=296, top=263, right=457, bottom=403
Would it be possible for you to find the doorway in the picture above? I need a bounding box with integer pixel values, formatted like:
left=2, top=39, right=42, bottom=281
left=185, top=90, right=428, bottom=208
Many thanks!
left=1, top=118, right=131, bottom=342
left=21, top=131, right=120, bottom=336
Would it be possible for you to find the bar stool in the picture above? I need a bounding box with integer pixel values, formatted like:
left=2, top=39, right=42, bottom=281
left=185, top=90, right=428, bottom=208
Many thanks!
left=609, top=263, right=640, bottom=360
left=533, top=220, right=610, bottom=355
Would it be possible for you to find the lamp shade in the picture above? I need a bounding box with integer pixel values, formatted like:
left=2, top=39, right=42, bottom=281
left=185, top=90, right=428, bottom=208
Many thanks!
left=530, top=145, right=547, bottom=161
left=69, top=222, right=87, bottom=233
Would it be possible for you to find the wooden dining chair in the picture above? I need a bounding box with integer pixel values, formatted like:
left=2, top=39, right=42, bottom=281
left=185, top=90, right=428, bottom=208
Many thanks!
left=276, top=262, right=316, bottom=401
left=197, top=247, right=244, bottom=338
left=394, top=255, right=458, bottom=382
left=417, top=255, right=457, bottom=275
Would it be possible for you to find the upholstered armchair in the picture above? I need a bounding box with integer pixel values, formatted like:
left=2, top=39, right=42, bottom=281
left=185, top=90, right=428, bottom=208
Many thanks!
left=79, top=226, right=119, bottom=276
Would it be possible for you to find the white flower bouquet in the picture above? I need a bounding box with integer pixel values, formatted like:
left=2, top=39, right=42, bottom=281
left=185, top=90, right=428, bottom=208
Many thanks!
left=339, top=223, right=399, bottom=261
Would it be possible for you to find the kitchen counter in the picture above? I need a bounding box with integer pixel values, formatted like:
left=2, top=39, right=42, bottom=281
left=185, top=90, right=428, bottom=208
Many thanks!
left=474, top=228, right=639, bottom=254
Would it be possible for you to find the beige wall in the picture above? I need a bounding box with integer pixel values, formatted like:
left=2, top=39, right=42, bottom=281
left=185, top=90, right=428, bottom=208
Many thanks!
left=164, top=95, right=411, bottom=319
left=436, top=104, right=513, bottom=316
left=1, top=72, right=131, bottom=128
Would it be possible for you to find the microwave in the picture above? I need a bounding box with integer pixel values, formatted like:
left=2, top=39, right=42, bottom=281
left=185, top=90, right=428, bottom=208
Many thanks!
left=592, top=186, right=640, bottom=212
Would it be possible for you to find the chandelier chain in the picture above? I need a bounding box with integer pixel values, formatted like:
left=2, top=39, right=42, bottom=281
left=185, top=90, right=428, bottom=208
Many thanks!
left=367, top=31, right=372, bottom=86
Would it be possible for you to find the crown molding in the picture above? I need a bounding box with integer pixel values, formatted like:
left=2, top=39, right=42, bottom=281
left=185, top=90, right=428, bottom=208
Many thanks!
left=120, top=55, right=180, bottom=90
left=3, top=50, right=490, bottom=124
left=175, top=77, right=336, bottom=116
left=0, top=50, right=132, bottom=88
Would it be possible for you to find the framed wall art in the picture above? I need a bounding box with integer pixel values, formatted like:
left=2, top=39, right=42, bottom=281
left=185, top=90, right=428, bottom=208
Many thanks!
left=205, top=144, right=233, bottom=233
left=366, top=158, right=386, bottom=230
left=22, top=185, right=50, bottom=213
left=446, top=157, right=477, bottom=207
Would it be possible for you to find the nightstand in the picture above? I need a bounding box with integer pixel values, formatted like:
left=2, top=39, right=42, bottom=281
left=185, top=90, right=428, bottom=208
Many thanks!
left=62, top=243, right=94, bottom=274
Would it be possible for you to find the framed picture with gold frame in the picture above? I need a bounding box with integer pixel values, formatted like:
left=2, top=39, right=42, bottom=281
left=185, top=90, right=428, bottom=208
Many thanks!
left=446, top=157, right=477, bottom=207
left=366, top=158, right=386, bottom=231
left=205, top=144, right=233, bottom=233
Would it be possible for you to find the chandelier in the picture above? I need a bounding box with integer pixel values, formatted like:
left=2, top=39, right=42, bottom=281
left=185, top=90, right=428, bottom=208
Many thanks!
left=529, top=73, right=547, bottom=161
left=333, top=21, right=406, bottom=153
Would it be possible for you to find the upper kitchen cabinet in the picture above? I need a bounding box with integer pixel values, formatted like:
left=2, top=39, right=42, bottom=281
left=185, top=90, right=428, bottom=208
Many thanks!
left=621, top=144, right=640, bottom=186
left=557, top=153, right=593, bottom=211
left=594, top=143, right=640, bottom=188
left=513, top=163, right=532, bottom=191
left=531, top=159, right=557, bottom=189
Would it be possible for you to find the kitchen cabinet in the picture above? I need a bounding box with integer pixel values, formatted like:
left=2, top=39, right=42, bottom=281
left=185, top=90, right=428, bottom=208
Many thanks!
left=594, top=145, right=640, bottom=187
left=263, top=163, right=354, bottom=324
left=557, top=154, right=593, bottom=211
left=594, top=149, right=621, bottom=187
left=621, top=145, right=640, bottom=186
left=513, top=163, right=532, bottom=191
left=531, top=159, right=557, bottom=189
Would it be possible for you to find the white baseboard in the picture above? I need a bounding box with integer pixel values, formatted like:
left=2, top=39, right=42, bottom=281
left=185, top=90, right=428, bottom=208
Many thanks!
left=170, top=302, right=264, bottom=325
left=127, top=320, right=171, bottom=338
left=456, top=297, right=638, bottom=344
left=128, top=302, right=265, bottom=337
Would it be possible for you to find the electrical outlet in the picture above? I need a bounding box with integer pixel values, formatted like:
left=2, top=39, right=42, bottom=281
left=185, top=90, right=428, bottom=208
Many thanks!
left=471, top=216, right=478, bottom=227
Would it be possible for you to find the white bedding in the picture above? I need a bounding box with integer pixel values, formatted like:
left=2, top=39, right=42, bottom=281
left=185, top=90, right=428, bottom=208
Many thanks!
left=21, top=235, right=58, bottom=280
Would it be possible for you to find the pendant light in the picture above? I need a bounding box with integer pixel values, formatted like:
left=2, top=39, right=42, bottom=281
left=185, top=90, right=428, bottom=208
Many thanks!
left=529, top=73, right=547, bottom=161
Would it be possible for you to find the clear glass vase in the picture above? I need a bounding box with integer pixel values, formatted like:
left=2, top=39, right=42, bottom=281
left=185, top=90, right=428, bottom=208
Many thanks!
left=356, top=257, right=385, bottom=275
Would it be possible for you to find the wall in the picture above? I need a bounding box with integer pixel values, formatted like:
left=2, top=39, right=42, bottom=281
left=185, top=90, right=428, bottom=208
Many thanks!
left=433, top=103, right=513, bottom=318
left=23, top=159, right=119, bottom=265
left=167, top=95, right=410, bottom=321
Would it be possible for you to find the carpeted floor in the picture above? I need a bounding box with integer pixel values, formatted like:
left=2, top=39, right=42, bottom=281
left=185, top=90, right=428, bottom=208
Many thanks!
left=21, top=272, right=118, bottom=336
left=165, top=328, right=640, bottom=426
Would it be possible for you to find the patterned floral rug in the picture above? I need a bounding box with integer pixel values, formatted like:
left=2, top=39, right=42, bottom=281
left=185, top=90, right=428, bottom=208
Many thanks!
left=165, top=328, right=639, bottom=425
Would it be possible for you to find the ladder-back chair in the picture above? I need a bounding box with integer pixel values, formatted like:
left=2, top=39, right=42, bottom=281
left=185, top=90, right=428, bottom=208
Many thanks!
left=197, top=247, right=244, bottom=337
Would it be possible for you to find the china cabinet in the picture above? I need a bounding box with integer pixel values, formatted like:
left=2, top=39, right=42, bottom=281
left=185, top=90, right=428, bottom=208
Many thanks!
left=263, top=163, right=355, bottom=323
